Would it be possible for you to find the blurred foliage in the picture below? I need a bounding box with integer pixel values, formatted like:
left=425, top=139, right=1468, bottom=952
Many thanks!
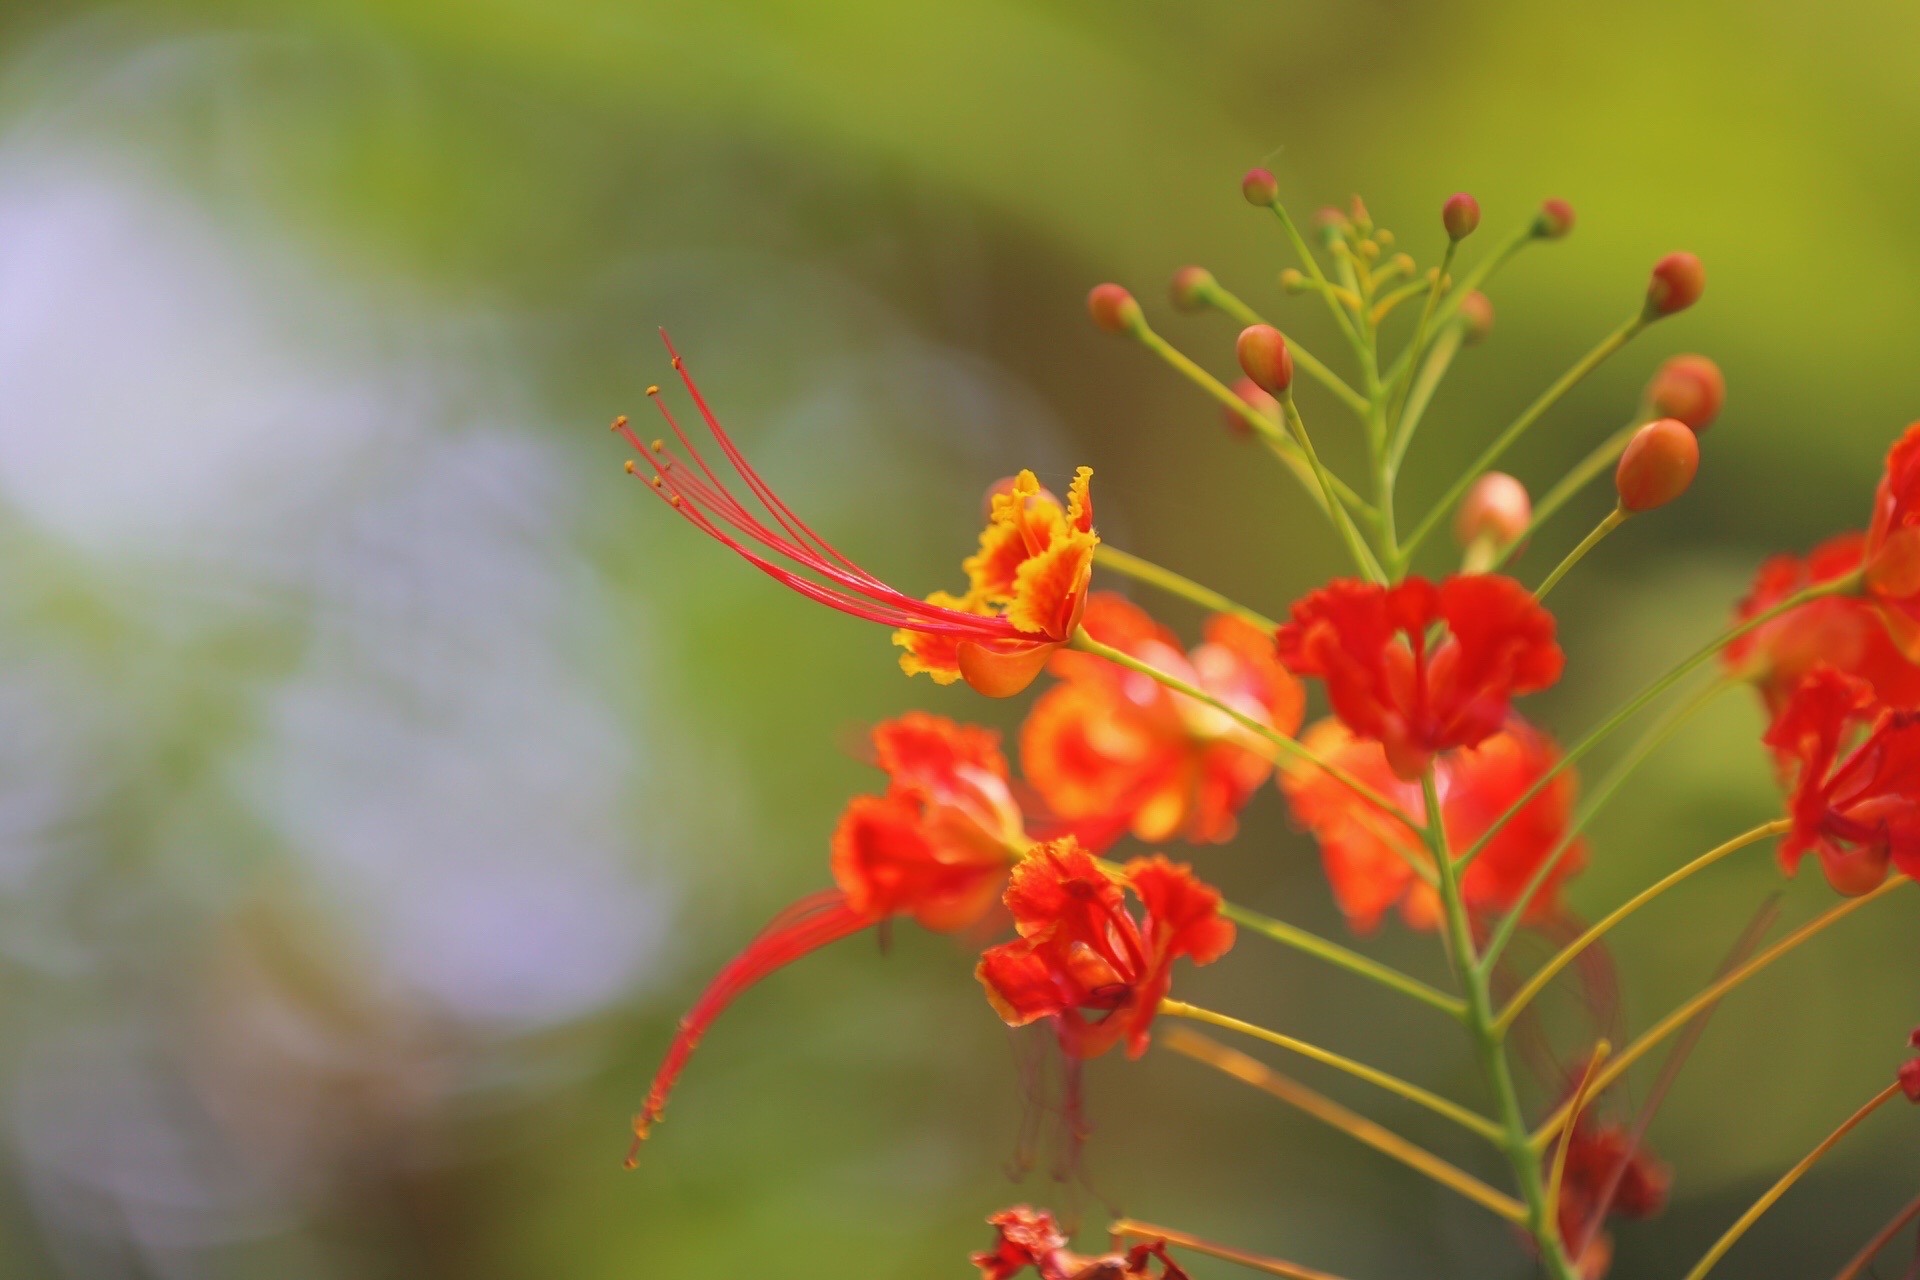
left=0, top=1, right=1918, bottom=1277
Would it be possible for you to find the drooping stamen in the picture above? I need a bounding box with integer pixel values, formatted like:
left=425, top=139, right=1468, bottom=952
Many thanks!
left=627, top=889, right=873, bottom=1166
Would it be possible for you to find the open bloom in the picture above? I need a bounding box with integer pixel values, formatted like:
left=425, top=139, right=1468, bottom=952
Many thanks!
left=1864, top=422, right=1920, bottom=656
left=617, top=338, right=1092, bottom=698
left=1554, top=1120, right=1670, bottom=1280
left=1276, top=575, right=1563, bottom=780
left=1281, top=717, right=1585, bottom=933
left=1765, top=666, right=1920, bottom=895
left=1726, top=532, right=1920, bottom=727
left=632, top=713, right=1026, bottom=1153
left=1021, top=594, right=1304, bottom=847
left=973, top=1207, right=1190, bottom=1280
left=975, top=840, right=1234, bottom=1059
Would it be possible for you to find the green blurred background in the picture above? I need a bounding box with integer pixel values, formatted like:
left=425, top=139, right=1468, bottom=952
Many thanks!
left=0, top=1, right=1916, bottom=1275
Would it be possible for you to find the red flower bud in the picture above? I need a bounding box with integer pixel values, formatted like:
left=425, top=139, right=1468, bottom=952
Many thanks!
left=1235, top=324, right=1293, bottom=395
left=1087, top=283, right=1142, bottom=335
left=1169, top=266, right=1215, bottom=312
left=1456, top=472, right=1531, bottom=548
left=1223, top=377, right=1281, bottom=438
left=1644, top=354, right=1725, bottom=431
left=1241, top=168, right=1279, bottom=206
left=1534, top=198, right=1575, bottom=239
left=1615, top=417, right=1700, bottom=512
left=1459, top=291, right=1495, bottom=345
left=1442, top=192, right=1481, bottom=241
left=1646, top=252, right=1705, bottom=317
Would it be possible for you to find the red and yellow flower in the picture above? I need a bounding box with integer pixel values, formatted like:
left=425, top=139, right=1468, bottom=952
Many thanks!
left=1020, top=594, right=1304, bottom=847
left=1281, top=717, right=1585, bottom=933
left=618, top=339, right=1092, bottom=698
left=975, top=840, right=1234, bottom=1060
left=1275, top=574, right=1564, bottom=780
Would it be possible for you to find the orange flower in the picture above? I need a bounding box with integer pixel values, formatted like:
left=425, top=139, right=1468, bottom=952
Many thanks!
left=1021, top=594, right=1304, bottom=847
left=1280, top=717, right=1585, bottom=933
left=617, top=338, right=1092, bottom=698
left=975, top=840, right=1234, bottom=1060
left=894, top=469, right=1099, bottom=697
left=631, top=714, right=1026, bottom=1154
left=1275, top=574, right=1564, bottom=780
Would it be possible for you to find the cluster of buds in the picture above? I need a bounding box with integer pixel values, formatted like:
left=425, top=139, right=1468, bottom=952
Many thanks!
left=611, top=166, right=1920, bottom=1280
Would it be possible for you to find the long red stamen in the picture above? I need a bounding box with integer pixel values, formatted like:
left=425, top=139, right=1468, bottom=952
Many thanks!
left=627, top=889, right=874, bottom=1166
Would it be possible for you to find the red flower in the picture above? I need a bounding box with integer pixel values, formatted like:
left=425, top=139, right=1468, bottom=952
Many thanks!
left=1765, top=666, right=1920, bottom=895
left=975, top=841, right=1234, bottom=1060
left=1554, top=1120, right=1670, bottom=1280
left=1726, top=533, right=1920, bottom=726
left=1021, top=594, right=1304, bottom=848
left=973, top=1207, right=1190, bottom=1280
left=617, top=338, right=1093, bottom=698
left=1275, top=575, right=1564, bottom=780
left=631, top=714, right=1026, bottom=1155
left=1280, top=717, right=1585, bottom=933
left=1864, top=422, right=1920, bottom=658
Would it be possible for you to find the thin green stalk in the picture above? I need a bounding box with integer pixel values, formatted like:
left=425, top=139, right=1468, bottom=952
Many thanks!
left=1069, top=629, right=1419, bottom=827
left=1534, top=507, right=1627, bottom=601
left=1215, top=901, right=1464, bottom=1017
left=1159, top=1001, right=1501, bottom=1141
left=1386, top=319, right=1465, bottom=478
left=1492, top=417, right=1647, bottom=572
left=1398, top=313, right=1646, bottom=567
left=1195, top=280, right=1369, bottom=417
left=1281, top=389, right=1387, bottom=583
left=1478, top=675, right=1737, bottom=972
left=1385, top=243, right=1458, bottom=441
left=1092, top=545, right=1277, bottom=629
left=1454, top=572, right=1862, bottom=876
left=1260, top=197, right=1368, bottom=362
left=1493, top=819, right=1789, bottom=1030
left=1432, top=221, right=1534, bottom=327
left=1421, top=771, right=1580, bottom=1280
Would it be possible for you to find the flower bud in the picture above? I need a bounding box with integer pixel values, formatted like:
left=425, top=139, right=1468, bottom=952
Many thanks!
left=1235, top=324, right=1293, bottom=395
left=1645, top=252, right=1705, bottom=317
left=1459, top=291, right=1495, bottom=345
left=1223, top=377, right=1281, bottom=438
left=1644, top=354, right=1725, bottom=431
left=1533, top=198, right=1575, bottom=239
left=1241, top=168, right=1279, bottom=206
left=1455, top=472, right=1530, bottom=548
left=1169, top=266, right=1216, bottom=312
left=1442, top=192, right=1481, bottom=241
left=1087, top=283, right=1142, bottom=335
left=1615, top=417, right=1700, bottom=512
left=1278, top=268, right=1307, bottom=293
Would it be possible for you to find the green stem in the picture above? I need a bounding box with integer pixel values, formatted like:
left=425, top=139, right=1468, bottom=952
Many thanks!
left=1398, top=313, right=1646, bottom=568
left=1196, top=281, right=1369, bottom=417
left=1478, top=674, right=1736, bottom=972
left=1432, top=221, right=1534, bottom=328
left=1384, top=322, right=1465, bottom=483
left=1534, top=507, right=1627, bottom=601
left=1214, top=901, right=1464, bottom=1018
left=1092, top=545, right=1277, bottom=630
left=1160, top=1000, right=1500, bottom=1140
left=1421, top=771, right=1580, bottom=1280
left=1281, top=389, right=1387, bottom=583
left=1261, top=197, right=1368, bottom=363
left=1068, top=629, right=1420, bottom=827
left=1453, top=572, right=1863, bottom=875
left=1386, top=244, right=1458, bottom=440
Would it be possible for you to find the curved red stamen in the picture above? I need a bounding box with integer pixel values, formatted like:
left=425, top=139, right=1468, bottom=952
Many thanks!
left=627, top=890, right=873, bottom=1165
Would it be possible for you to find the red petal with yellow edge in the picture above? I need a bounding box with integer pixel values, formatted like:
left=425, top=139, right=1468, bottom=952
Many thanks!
left=964, top=513, right=1033, bottom=603
left=957, top=637, right=1057, bottom=698
left=893, top=589, right=984, bottom=684
left=1065, top=466, right=1094, bottom=533
left=1006, top=532, right=1095, bottom=639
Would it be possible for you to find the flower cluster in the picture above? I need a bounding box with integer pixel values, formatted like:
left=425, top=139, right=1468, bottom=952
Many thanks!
left=614, top=170, right=1920, bottom=1280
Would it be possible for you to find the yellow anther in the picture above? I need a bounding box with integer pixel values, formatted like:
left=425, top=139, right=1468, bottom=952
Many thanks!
left=1376, top=229, right=1395, bottom=248
left=649, top=475, right=662, bottom=488
left=610, top=414, right=628, bottom=431
left=671, top=356, right=683, bottom=370
left=652, top=439, right=666, bottom=453
left=624, top=459, right=636, bottom=474
left=668, top=494, right=682, bottom=507
left=646, top=384, right=660, bottom=397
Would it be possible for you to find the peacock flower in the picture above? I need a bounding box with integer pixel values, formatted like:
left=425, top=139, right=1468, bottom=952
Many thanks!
left=631, top=713, right=1027, bottom=1155
left=1275, top=574, right=1564, bottom=780
left=616, top=336, right=1092, bottom=698
left=1765, top=666, right=1920, bottom=895
left=1280, top=717, right=1585, bottom=934
left=975, top=840, right=1234, bottom=1060
left=1020, top=594, right=1304, bottom=848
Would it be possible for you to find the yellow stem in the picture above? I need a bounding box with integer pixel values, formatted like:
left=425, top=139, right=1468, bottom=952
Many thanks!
left=1160, top=1001, right=1503, bottom=1143
left=1160, top=1025, right=1528, bottom=1225
left=1496, top=819, right=1789, bottom=1030
left=1109, top=1219, right=1352, bottom=1280
left=1544, top=1041, right=1611, bottom=1248
left=1682, top=1083, right=1904, bottom=1280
